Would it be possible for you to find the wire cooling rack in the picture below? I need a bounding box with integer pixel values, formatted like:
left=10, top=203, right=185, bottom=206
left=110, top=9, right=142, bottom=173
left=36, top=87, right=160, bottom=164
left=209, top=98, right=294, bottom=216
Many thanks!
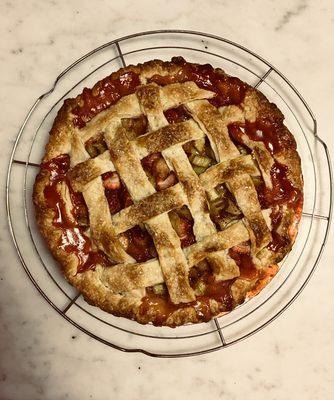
left=6, top=30, right=333, bottom=357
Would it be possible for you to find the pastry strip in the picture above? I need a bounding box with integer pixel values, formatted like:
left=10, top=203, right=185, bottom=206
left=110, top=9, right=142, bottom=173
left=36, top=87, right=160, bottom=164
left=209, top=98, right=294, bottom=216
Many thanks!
left=145, top=215, right=196, bottom=303
left=111, top=184, right=187, bottom=234
left=105, top=123, right=156, bottom=200
left=186, top=100, right=240, bottom=162
left=135, top=120, right=204, bottom=158
left=228, top=175, right=272, bottom=252
left=68, top=156, right=115, bottom=192
left=163, top=145, right=216, bottom=240
left=184, top=221, right=250, bottom=267
left=200, top=154, right=260, bottom=190
left=206, top=250, right=240, bottom=281
left=83, top=177, right=134, bottom=263
left=101, top=260, right=164, bottom=292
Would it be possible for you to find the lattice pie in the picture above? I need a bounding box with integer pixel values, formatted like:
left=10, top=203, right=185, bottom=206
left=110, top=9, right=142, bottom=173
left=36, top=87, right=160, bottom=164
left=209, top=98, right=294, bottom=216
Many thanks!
left=33, top=57, right=303, bottom=326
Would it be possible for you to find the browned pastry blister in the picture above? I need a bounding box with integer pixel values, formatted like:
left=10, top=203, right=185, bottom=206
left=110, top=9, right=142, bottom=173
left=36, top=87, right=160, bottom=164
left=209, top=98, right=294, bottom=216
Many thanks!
left=33, top=57, right=303, bottom=327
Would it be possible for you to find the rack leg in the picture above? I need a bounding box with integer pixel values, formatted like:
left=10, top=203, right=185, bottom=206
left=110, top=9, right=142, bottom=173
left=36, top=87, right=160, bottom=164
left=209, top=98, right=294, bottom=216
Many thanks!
left=63, top=293, right=81, bottom=314
left=214, top=318, right=226, bottom=346
left=254, top=67, right=273, bottom=88
left=115, top=41, right=126, bottom=67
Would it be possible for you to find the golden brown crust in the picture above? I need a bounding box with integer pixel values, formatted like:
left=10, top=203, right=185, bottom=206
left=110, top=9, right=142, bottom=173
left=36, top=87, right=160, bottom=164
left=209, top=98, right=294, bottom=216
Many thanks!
left=33, top=57, right=303, bottom=327
left=200, top=154, right=260, bottom=189
left=44, top=99, right=76, bottom=162
left=228, top=175, right=272, bottom=252
left=136, top=120, right=204, bottom=156
left=111, top=184, right=186, bottom=234
left=68, top=157, right=114, bottom=192
left=186, top=100, right=240, bottom=162
left=165, top=146, right=216, bottom=240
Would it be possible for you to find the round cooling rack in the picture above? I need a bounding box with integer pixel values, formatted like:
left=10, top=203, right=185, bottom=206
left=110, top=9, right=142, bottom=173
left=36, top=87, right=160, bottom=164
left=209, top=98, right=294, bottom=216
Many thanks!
left=6, top=30, right=333, bottom=358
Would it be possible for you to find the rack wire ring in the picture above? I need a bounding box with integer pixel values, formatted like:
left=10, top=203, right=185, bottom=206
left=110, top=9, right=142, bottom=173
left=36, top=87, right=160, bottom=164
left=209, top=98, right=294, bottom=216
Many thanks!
left=6, top=30, right=333, bottom=358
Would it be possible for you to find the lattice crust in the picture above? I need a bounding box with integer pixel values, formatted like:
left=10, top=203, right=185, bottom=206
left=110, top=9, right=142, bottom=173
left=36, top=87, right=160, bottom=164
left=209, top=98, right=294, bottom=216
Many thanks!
left=33, top=58, right=303, bottom=327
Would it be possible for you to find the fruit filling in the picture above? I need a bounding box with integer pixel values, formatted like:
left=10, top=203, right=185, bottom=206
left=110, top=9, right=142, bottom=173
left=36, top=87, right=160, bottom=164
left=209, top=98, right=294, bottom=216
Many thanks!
left=102, top=171, right=133, bottom=214
left=148, top=56, right=248, bottom=108
left=169, top=206, right=195, bottom=248
left=72, top=71, right=141, bottom=128
left=120, top=225, right=156, bottom=263
left=183, top=136, right=216, bottom=175
left=141, top=152, right=178, bottom=191
left=85, top=132, right=108, bottom=158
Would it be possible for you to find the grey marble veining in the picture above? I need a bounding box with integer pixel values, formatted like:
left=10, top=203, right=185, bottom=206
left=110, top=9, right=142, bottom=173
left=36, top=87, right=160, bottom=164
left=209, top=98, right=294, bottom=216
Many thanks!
left=1, top=0, right=334, bottom=399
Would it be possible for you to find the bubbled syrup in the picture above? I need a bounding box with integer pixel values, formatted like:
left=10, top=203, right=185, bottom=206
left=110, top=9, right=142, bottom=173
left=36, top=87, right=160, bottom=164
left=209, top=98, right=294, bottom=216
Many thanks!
left=42, top=155, right=109, bottom=272
left=42, top=155, right=72, bottom=227
left=257, top=162, right=302, bottom=209
left=164, top=105, right=191, bottom=124
left=149, top=56, right=248, bottom=108
left=140, top=277, right=233, bottom=326
left=228, top=249, right=258, bottom=280
left=72, top=71, right=141, bottom=128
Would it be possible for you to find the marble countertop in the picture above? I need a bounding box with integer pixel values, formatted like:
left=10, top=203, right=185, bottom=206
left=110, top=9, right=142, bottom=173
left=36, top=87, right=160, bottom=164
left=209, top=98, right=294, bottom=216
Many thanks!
left=1, top=1, right=334, bottom=399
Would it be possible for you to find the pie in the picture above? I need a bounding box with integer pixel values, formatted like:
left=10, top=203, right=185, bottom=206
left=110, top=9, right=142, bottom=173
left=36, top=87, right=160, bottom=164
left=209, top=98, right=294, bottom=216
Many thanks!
left=33, top=57, right=303, bottom=327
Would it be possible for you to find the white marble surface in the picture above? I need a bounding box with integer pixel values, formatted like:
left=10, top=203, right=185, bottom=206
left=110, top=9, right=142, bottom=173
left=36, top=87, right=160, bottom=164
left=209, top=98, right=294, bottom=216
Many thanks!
left=1, top=1, right=334, bottom=399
